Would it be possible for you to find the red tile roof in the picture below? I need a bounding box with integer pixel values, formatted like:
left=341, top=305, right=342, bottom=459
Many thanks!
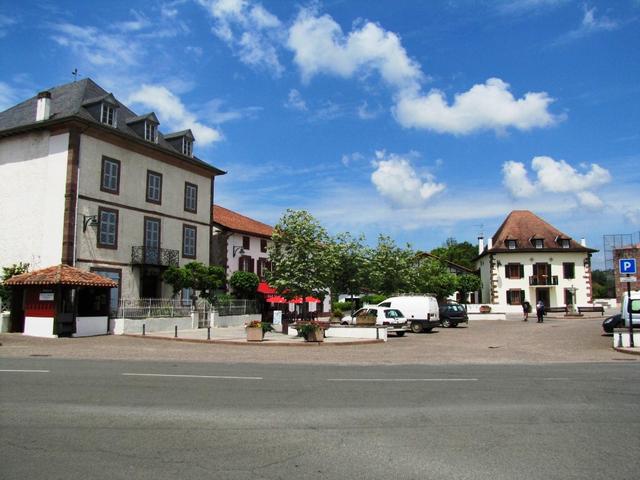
left=483, top=210, right=597, bottom=255
left=212, top=205, right=273, bottom=238
left=4, top=264, right=118, bottom=287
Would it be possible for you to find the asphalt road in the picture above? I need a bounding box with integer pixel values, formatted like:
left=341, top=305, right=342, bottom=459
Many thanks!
left=1, top=358, right=639, bottom=480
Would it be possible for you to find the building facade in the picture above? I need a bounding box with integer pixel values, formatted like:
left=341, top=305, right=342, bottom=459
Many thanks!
left=0, top=79, right=224, bottom=311
left=613, top=244, right=640, bottom=302
left=475, top=211, right=597, bottom=311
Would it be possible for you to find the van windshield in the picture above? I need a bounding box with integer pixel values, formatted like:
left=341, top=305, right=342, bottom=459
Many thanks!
left=631, top=299, right=640, bottom=314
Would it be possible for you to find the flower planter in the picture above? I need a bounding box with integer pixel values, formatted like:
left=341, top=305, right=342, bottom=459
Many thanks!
left=304, top=328, right=324, bottom=342
left=479, top=305, right=492, bottom=314
left=246, top=327, right=264, bottom=342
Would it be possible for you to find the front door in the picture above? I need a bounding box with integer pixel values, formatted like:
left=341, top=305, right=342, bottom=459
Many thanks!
left=141, top=271, right=160, bottom=298
left=144, top=218, right=161, bottom=264
left=536, top=288, right=550, bottom=307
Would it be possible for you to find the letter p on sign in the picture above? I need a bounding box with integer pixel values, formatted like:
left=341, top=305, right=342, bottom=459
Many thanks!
left=619, top=258, right=637, bottom=274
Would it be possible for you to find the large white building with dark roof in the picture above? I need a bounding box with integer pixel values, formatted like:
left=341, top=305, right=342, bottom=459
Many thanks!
left=475, top=210, right=598, bottom=311
left=0, top=78, right=225, bottom=311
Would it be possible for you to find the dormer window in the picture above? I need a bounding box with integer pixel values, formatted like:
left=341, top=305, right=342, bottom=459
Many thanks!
left=101, top=103, right=116, bottom=126
left=144, top=121, right=157, bottom=143
left=506, top=240, right=517, bottom=250
left=533, top=238, right=544, bottom=249
left=182, top=137, right=193, bottom=157
left=561, top=239, right=570, bottom=248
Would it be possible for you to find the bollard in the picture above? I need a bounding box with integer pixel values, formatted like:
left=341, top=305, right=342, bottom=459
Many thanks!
left=174, top=325, right=178, bottom=338
left=207, top=326, right=211, bottom=340
left=142, top=324, right=145, bottom=336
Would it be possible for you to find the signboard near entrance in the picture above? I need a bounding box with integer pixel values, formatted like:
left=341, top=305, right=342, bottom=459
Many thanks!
left=620, top=277, right=637, bottom=283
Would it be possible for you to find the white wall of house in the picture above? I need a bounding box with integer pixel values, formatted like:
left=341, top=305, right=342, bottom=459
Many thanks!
left=0, top=131, right=69, bottom=268
left=226, top=232, right=270, bottom=277
left=477, top=251, right=592, bottom=308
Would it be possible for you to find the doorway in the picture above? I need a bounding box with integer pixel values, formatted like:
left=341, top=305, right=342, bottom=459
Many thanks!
left=141, top=272, right=160, bottom=298
left=536, top=288, right=550, bottom=307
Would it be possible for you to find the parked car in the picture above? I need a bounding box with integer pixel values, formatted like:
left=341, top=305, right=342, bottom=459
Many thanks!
left=621, top=290, right=640, bottom=327
left=341, top=307, right=409, bottom=336
left=602, top=313, right=623, bottom=334
left=377, top=295, right=440, bottom=333
left=439, top=302, right=469, bottom=328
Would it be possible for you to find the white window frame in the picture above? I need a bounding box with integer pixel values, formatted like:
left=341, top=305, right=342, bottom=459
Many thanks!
left=100, top=103, right=116, bottom=126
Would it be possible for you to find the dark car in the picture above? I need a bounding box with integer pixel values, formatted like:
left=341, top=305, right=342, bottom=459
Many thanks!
left=439, top=303, right=469, bottom=328
left=602, top=313, right=623, bottom=334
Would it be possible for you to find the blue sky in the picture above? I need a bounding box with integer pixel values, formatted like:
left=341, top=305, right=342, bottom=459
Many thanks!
left=1, top=0, right=639, bottom=267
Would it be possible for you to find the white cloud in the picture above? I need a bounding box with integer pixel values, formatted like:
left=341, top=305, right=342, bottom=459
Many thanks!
left=370, top=151, right=445, bottom=207
left=199, top=98, right=262, bottom=123
left=197, top=0, right=283, bottom=75
left=341, top=152, right=365, bottom=167
left=357, top=101, right=381, bottom=120
left=556, top=5, right=619, bottom=44
left=0, top=81, right=24, bottom=111
left=0, top=13, right=17, bottom=38
left=624, top=209, right=640, bottom=226
left=128, top=85, right=223, bottom=146
left=285, top=89, right=307, bottom=111
left=287, top=8, right=422, bottom=91
left=394, top=78, right=561, bottom=134
left=502, top=156, right=611, bottom=208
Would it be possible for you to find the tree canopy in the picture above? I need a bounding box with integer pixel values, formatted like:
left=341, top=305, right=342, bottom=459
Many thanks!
left=163, top=262, right=226, bottom=300
left=229, top=271, right=260, bottom=299
left=430, top=237, right=478, bottom=270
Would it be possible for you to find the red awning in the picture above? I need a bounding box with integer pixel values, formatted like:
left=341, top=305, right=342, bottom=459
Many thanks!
left=265, top=295, right=287, bottom=303
left=257, top=281, right=276, bottom=294
left=291, top=296, right=321, bottom=304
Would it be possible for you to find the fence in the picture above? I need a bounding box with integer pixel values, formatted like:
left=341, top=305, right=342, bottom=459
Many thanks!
left=212, top=298, right=259, bottom=316
left=117, top=298, right=260, bottom=319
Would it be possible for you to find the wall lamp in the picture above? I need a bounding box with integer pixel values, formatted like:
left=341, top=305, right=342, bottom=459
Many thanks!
left=232, top=246, right=245, bottom=257
left=83, top=214, right=99, bottom=232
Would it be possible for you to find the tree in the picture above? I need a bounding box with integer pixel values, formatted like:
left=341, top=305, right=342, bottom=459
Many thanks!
left=430, top=237, right=478, bottom=270
left=412, top=257, right=458, bottom=303
left=163, top=262, right=226, bottom=300
left=0, top=262, right=29, bottom=311
left=326, top=232, right=368, bottom=305
left=456, top=274, right=482, bottom=304
left=366, top=235, right=416, bottom=296
left=591, top=269, right=614, bottom=298
left=229, top=271, right=260, bottom=299
left=266, top=210, right=331, bottom=315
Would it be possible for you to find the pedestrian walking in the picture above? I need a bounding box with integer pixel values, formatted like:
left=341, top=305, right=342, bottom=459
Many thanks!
left=522, top=300, right=531, bottom=321
left=536, top=300, right=545, bottom=323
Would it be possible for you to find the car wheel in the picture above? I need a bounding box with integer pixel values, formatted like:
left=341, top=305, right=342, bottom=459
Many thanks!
left=396, top=331, right=405, bottom=337
left=341, top=321, right=349, bottom=326
left=441, top=318, right=451, bottom=328
left=410, top=321, right=423, bottom=333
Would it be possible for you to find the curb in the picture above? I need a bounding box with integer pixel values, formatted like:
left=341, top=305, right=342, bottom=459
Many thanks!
left=613, top=347, right=640, bottom=356
left=123, top=334, right=385, bottom=347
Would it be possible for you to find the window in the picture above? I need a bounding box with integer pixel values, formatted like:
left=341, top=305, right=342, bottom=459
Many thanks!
left=257, top=258, right=271, bottom=279
left=144, top=121, right=157, bottom=142
left=100, top=103, right=116, bottom=126
left=143, top=217, right=161, bottom=264
left=90, top=268, right=121, bottom=315
left=260, top=239, right=268, bottom=253
left=182, top=138, right=193, bottom=157
left=506, top=289, right=524, bottom=305
left=100, top=156, right=120, bottom=194
left=239, top=255, right=253, bottom=272
left=563, top=262, right=575, bottom=279
left=97, top=207, right=118, bottom=249
left=242, top=236, right=250, bottom=250
left=182, top=225, right=197, bottom=258
left=564, top=288, right=575, bottom=306
left=533, top=238, right=544, bottom=249
left=184, top=183, right=198, bottom=213
left=505, top=263, right=524, bottom=279
left=561, top=239, right=570, bottom=248
left=506, top=240, right=517, bottom=250
left=146, top=171, right=162, bottom=204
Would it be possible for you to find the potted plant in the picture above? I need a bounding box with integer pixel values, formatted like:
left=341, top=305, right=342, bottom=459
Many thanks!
left=295, top=321, right=325, bottom=342
left=479, top=305, right=492, bottom=314
left=245, top=320, right=274, bottom=342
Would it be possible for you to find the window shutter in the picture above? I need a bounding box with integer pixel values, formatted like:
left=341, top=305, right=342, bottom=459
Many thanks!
left=250, top=258, right=255, bottom=273
left=505, top=266, right=510, bottom=279
left=519, top=265, right=524, bottom=279
left=520, top=290, right=525, bottom=303
left=507, top=291, right=512, bottom=304
left=533, top=263, right=538, bottom=276
left=238, top=257, right=243, bottom=271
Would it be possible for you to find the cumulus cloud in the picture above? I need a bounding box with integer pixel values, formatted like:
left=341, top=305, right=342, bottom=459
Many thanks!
left=285, top=89, right=307, bottom=111
left=502, top=156, right=611, bottom=208
left=128, top=85, right=223, bottom=146
left=287, top=8, right=422, bottom=91
left=624, top=209, right=640, bottom=226
left=394, top=78, right=562, bottom=134
left=197, top=0, right=283, bottom=75
left=371, top=151, right=445, bottom=207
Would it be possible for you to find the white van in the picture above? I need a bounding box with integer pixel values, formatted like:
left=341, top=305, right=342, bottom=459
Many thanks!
left=378, top=295, right=440, bottom=333
left=621, top=290, right=640, bottom=327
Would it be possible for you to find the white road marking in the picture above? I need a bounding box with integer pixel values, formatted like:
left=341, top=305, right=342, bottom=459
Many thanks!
left=542, top=377, right=570, bottom=381
left=0, top=369, right=50, bottom=373
left=327, top=378, right=478, bottom=382
left=122, top=373, right=262, bottom=380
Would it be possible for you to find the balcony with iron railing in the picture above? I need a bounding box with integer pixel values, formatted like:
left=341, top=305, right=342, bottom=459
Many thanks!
left=131, top=246, right=179, bottom=267
left=529, top=275, right=558, bottom=286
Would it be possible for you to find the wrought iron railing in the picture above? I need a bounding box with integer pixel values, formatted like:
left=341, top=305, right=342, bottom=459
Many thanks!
left=529, top=275, right=559, bottom=286
left=116, top=298, right=259, bottom=319
left=131, top=246, right=179, bottom=267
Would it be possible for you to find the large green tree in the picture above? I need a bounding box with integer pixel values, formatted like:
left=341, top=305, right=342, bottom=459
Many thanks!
left=326, top=232, right=368, bottom=304
left=430, top=237, right=478, bottom=270
left=229, top=271, right=260, bottom=299
left=163, top=262, right=226, bottom=300
left=456, top=274, right=482, bottom=304
left=0, top=262, right=29, bottom=311
left=266, top=210, right=331, bottom=310
left=366, top=235, right=416, bottom=296
left=412, top=257, right=458, bottom=302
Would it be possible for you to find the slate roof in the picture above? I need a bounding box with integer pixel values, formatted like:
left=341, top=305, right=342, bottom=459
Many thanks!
left=478, top=210, right=597, bottom=257
left=0, top=78, right=224, bottom=175
left=4, top=264, right=117, bottom=287
left=212, top=205, right=274, bottom=238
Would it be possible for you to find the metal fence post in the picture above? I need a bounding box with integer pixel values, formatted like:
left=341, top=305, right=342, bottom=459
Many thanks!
left=207, top=326, right=211, bottom=340
left=142, top=324, right=146, bottom=336
left=174, top=325, right=178, bottom=338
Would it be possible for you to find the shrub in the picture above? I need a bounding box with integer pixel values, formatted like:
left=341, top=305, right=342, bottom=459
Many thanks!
left=361, top=294, right=386, bottom=305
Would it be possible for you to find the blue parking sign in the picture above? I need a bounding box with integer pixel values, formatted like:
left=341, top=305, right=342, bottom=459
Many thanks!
left=619, top=258, right=637, bottom=274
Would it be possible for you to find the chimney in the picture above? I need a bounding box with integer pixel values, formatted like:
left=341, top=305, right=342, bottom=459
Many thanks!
left=36, top=91, right=51, bottom=121
left=487, top=237, right=493, bottom=250
left=478, top=236, right=484, bottom=255
left=580, top=238, right=586, bottom=247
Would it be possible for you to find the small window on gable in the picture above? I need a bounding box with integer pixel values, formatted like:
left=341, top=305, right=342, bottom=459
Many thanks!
left=242, top=236, right=250, bottom=250
left=533, top=238, right=544, bottom=249
left=506, top=240, right=517, bottom=250
left=144, top=121, right=157, bottom=143
left=100, top=103, right=116, bottom=126
left=182, top=138, right=193, bottom=157
left=561, top=239, right=570, bottom=248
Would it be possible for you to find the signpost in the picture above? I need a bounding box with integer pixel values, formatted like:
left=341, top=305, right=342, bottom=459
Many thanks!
left=619, top=258, right=637, bottom=348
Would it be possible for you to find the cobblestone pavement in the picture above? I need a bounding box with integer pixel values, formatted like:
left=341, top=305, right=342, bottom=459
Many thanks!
left=0, top=313, right=637, bottom=365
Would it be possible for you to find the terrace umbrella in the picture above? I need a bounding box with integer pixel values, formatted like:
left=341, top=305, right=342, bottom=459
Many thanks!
left=265, top=295, right=287, bottom=303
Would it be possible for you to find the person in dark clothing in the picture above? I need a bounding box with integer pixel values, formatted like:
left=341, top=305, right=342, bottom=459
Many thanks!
left=536, top=300, right=545, bottom=323
left=522, top=301, right=531, bottom=321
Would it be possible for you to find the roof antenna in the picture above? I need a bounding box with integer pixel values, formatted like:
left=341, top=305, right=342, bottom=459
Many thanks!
left=72, top=68, right=79, bottom=82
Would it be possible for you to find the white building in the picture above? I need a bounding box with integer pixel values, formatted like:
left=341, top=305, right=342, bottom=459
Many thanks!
left=0, top=78, right=224, bottom=311
left=475, top=210, right=597, bottom=312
